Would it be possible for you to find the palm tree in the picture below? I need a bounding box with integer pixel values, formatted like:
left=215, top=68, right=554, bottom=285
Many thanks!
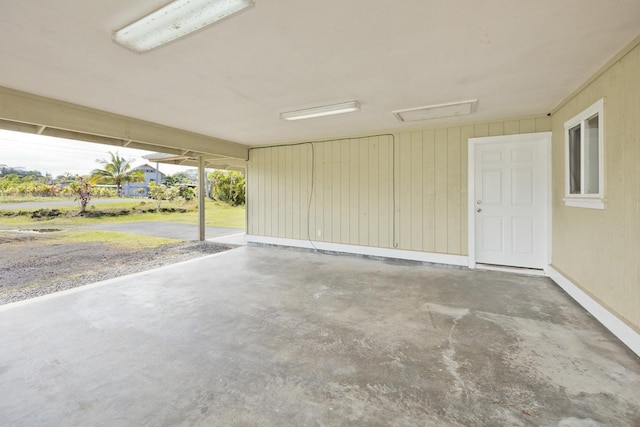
left=91, top=151, right=144, bottom=197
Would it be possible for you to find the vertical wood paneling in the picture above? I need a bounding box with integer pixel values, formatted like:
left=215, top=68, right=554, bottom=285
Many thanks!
left=422, top=129, right=436, bottom=252
left=285, top=146, right=293, bottom=238
left=622, top=47, right=639, bottom=326
left=368, top=137, right=380, bottom=247
left=258, top=149, right=266, bottom=236
left=292, top=146, right=301, bottom=239
left=379, top=137, right=392, bottom=248
left=474, top=123, right=489, bottom=137
left=550, top=42, right=640, bottom=332
left=340, top=140, right=350, bottom=244
left=331, top=140, right=341, bottom=243
left=248, top=117, right=553, bottom=261
left=314, top=143, right=323, bottom=241
left=323, top=143, right=332, bottom=242
left=447, top=127, right=461, bottom=254
left=278, top=147, right=287, bottom=237
left=519, top=118, right=536, bottom=134
left=264, top=148, right=273, bottom=236
left=349, top=140, right=359, bottom=245
left=398, top=132, right=412, bottom=249
left=460, top=125, right=474, bottom=255
left=273, top=147, right=281, bottom=236
left=358, top=139, right=369, bottom=245
left=410, top=131, right=423, bottom=251
left=504, top=120, right=520, bottom=135
left=434, top=128, right=448, bottom=253
left=246, top=152, right=254, bottom=234
left=604, top=61, right=625, bottom=312
left=535, top=116, right=552, bottom=132
left=246, top=150, right=262, bottom=234
left=489, top=122, right=504, bottom=136
left=246, top=153, right=254, bottom=234
left=302, top=145, right=311, bottom=240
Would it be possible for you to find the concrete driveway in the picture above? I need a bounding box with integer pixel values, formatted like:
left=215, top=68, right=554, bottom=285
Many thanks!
left=81, top=221, right=243, bottom=241
left=0, top=246, right=638, bottom=426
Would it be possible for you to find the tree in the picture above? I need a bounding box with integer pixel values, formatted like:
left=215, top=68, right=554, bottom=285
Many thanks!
left=208, top=170, right=245, bottom=206
left=148, top=181, right=166, bottom=210
left=164, top=170, right=197, bottom=187
left=68, top=177, right=92, bottom=214
left=91, top=151, right=144, bottom=196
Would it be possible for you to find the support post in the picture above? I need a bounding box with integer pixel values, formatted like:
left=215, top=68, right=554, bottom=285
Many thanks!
left=198, top=156, right=205, bottom=241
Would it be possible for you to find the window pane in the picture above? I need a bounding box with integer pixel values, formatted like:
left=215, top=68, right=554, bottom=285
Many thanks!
left=584, top=115, right=599, bottom=194
left=569, top=125, right=581, bottom=194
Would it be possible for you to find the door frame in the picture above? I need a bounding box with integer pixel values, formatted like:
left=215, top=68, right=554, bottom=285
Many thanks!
left=467, top=132, right=552, bottom=270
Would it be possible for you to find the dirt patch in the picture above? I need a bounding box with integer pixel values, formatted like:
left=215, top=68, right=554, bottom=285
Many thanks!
left=0, top=234, right=232, bottom=305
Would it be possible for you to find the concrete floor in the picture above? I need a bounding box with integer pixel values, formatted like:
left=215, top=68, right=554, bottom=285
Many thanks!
left=0, top=246, right=638, bottom=426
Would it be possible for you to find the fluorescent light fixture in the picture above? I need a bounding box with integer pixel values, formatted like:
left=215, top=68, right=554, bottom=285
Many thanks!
left=113, top=0, right=255, bottom=53
left=393, top=99, right=479, bottom=122
left=280, top=101, right=361, bottom=121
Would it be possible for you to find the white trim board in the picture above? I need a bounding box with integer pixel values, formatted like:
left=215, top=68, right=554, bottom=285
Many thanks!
left=245, top=235, right=468, bottom=266
left=546, top=265, right=640, bottom=358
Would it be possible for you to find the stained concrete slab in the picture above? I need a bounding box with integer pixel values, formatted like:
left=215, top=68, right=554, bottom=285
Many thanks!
left=0, top=246, right=638, bottom=426
left=81, top=221, right=242, bottom=241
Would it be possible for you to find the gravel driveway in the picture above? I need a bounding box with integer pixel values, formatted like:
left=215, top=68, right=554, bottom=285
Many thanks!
left=0, top=233, right=233, bottom=305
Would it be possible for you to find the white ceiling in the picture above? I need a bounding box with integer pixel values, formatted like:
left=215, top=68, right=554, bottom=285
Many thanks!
left=1, top=1, right=639, bottom=146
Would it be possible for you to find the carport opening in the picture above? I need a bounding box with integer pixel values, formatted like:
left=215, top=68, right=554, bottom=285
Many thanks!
left=0, top=130, right=246, bottom=234
left=0, top=128, right=246, bottom=305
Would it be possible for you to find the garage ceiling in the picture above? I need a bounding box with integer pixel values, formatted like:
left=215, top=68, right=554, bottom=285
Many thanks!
left=1, top=1, right=639, bottom=146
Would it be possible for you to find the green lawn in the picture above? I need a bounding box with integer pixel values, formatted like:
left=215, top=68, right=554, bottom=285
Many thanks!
left=0, top=196, right=67, bottom=204
left=0, top=198, right=245, bottom=228
left=0, top=198, right=245, bottom=248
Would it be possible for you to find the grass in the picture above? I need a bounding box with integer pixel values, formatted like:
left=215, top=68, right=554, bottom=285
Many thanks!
left=0, top=196, right=64, bottom=204
left=0, top=196, right=133, bottom=205
left=0, top=198, right=245, bottom=228
left=42, top=230, right=180, bottom=249
left=0, top=197, right=245, bottom=249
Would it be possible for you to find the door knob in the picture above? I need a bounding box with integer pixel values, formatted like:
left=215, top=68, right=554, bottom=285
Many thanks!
left=476, top=208, right=482, bottom=213
left=476, top=200, right=482, bottom=204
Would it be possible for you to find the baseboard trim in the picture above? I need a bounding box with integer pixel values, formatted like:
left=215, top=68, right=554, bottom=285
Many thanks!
left=245, top=235, right=469, bottom=266
left=546, top=265, right=640, bottom=357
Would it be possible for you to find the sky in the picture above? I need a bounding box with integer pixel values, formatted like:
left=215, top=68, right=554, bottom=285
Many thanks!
left=0, top=129, right=194, bottom=177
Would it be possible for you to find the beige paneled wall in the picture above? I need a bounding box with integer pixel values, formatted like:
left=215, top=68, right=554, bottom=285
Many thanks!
left=551, top=41, right=640, bottom=332
left=247, top=117, right=550, bottom=255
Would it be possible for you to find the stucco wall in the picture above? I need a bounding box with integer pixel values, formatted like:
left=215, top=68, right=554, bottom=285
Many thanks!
left=551, top=41, right=640, bottom=333
left=246, top=117, right=550, bottom=256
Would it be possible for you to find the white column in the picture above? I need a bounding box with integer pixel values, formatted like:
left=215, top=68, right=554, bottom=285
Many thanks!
left=198, top=157, right=205, bottom=241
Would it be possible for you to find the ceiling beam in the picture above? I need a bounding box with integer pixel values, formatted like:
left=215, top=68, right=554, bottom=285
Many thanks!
left=0, top=86, right=249, bottom=160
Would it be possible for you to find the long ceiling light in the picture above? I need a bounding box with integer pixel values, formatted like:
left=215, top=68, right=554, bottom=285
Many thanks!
left=280, top=101, right=361, bottom=121
left=113, top=0, right=255, bottom=53
left=393, top=99, right=479, bottom=122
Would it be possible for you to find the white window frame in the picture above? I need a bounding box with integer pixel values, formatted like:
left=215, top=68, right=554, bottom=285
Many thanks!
left=563, top=98, right=605, bottom=209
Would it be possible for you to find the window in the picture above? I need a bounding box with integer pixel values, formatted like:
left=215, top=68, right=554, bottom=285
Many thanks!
left=564, top=98, right=604, bottom=209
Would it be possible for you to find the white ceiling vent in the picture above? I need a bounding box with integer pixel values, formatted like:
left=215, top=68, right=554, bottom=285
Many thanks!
left=393, top=99, right=479, bottom=122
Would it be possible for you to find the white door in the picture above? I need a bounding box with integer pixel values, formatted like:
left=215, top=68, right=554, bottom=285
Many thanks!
left=471, top=133, right=549, bottom=269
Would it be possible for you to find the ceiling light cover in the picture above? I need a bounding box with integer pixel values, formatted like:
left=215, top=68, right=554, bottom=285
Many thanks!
left=113, top=0, right=255, bottom=53
left=393, top=99, right=479, bottom=122
left=280, top=101, right=361, bottom=121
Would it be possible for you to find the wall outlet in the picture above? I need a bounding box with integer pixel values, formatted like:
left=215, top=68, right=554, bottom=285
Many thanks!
left=317, top=229, right=322, bottom=237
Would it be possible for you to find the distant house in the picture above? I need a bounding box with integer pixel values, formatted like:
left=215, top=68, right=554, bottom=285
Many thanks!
left=122, top=164, right=165, bottom=197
